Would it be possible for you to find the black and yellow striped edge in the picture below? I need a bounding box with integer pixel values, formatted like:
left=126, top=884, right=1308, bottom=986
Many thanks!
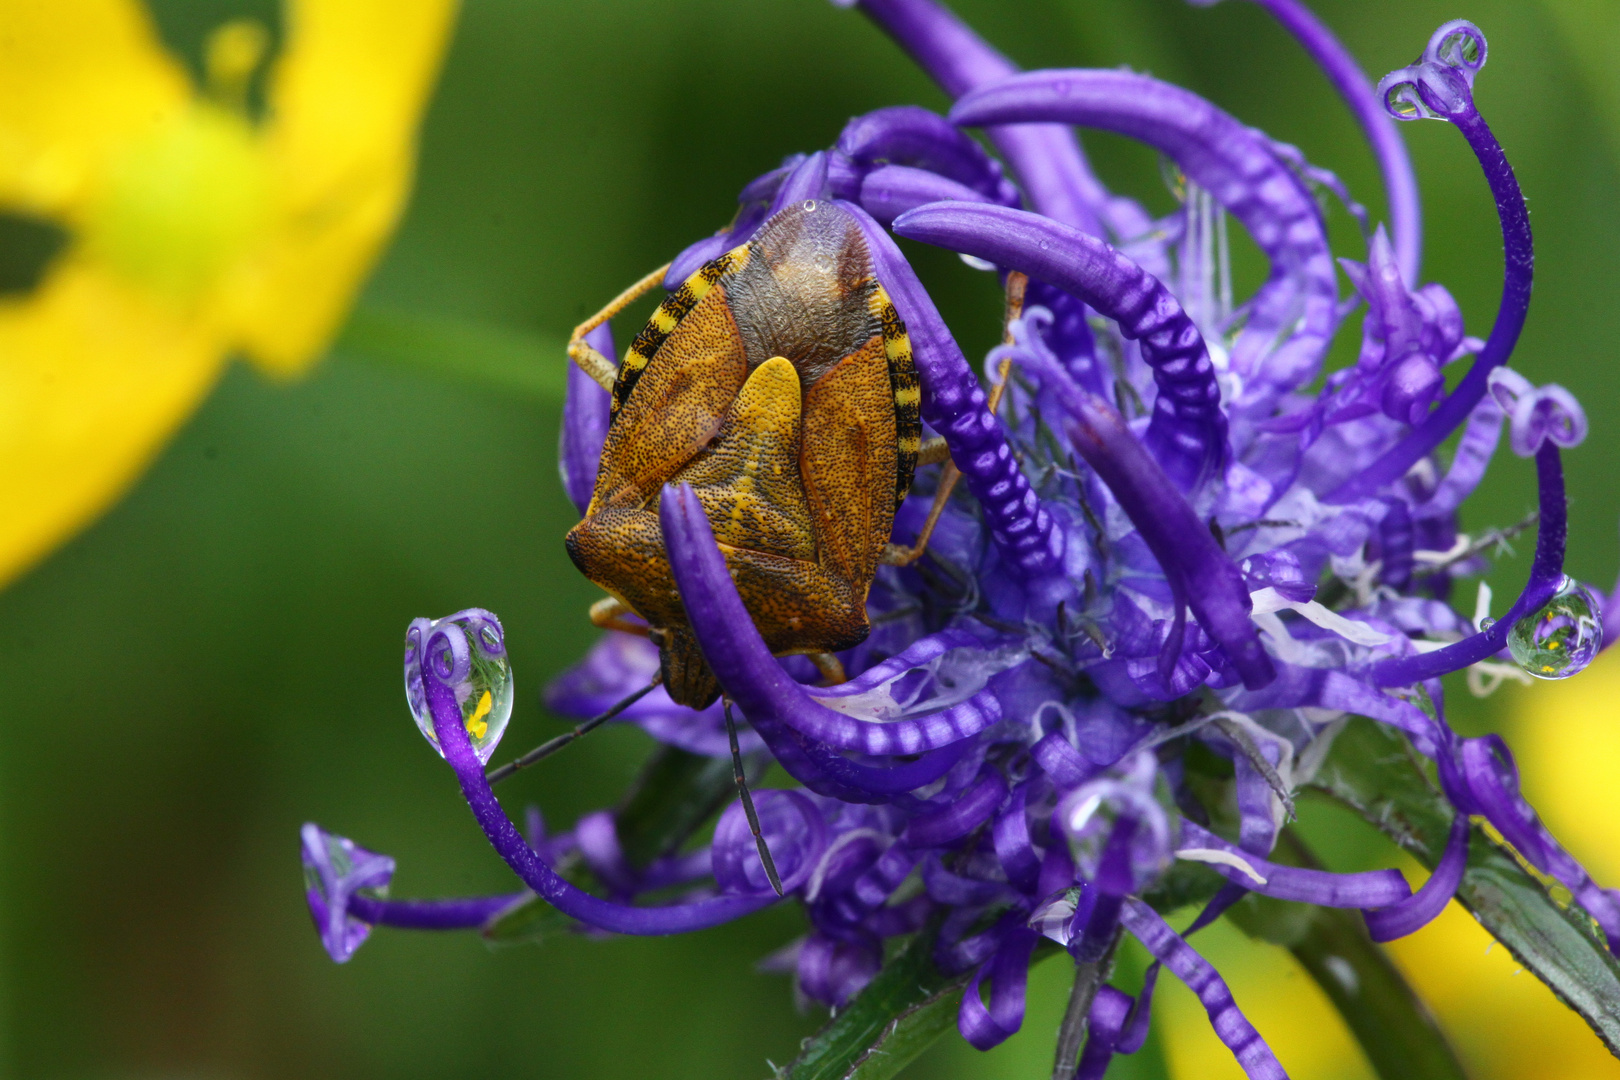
left=609, top=247, right=751, bottom=419
left=873, top=285, right=921, bottom=510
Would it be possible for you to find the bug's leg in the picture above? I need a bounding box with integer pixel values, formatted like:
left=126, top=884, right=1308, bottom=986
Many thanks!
left=567, top=262, right=673, bottom=392
left=885, top=273, right=1028, bottom=567
left=589, top=596, right=649, bottom=637
left=916, top=437, right=951, bottom=466
left=725, top=698, right=783, bottom=897
left=485, top=675, right=663, bottom=785
left=805, top=651, right=848, bottom=686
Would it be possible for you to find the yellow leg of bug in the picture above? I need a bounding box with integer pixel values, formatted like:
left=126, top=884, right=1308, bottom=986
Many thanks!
left=882, top=272, right=1027, bottom=568
left=805, top=651, right=848, bottom=686
left=567, top=262, right=673, bottom=392
left=589, top=596, right=649, bottom=636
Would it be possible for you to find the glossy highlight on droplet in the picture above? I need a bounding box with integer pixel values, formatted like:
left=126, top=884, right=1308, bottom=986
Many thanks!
left=1507, top=578, right=1603, bottom=680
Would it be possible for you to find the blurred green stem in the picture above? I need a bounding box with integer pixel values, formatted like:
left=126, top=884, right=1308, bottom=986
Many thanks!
left=336, top=305, right=566, bottom=402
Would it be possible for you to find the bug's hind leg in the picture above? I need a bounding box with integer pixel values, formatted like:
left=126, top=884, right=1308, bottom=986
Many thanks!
left=568, top=263, right=673, bottom=391
left=805, top=651, right=848, bottom=686
left=884, top=272, right=1027, bottom=568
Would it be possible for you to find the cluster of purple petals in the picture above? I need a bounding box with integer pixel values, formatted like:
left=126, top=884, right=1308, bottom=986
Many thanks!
left=305, top=1, right=1620, bottom=1076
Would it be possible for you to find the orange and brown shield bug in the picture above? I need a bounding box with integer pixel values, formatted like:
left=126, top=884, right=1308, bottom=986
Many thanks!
left=563, top=200, right=926, bottom=709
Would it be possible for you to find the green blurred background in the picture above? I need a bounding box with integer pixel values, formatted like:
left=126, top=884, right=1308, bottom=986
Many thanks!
left=3, top=0, right=1618, bottom=1076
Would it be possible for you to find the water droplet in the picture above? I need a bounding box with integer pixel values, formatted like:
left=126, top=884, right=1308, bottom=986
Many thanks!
left=802, top=199, right=818, bottom=212
left=404, top=610, right=515, bottom=764
left=1478, top=616, right=1496, bottom=631
left=1507, top=578, right=1603, bottom=680
left=1438, top=29, right=1481, bottom=69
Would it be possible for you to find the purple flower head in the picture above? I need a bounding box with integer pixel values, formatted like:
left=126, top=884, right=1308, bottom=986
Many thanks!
left=304, top=4, right=1620, bottom=1075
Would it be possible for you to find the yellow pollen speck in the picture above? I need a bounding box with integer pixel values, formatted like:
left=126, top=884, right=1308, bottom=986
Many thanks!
left=466, top=689, right=492, bottom=740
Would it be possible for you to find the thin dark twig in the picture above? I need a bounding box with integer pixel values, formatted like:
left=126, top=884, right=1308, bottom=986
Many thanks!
left=1052, top=929, right=1121, bottom=1080
left=1416, top=509, right=1539, bottom=577
left=725, top=699, right=782, bottom=897
left=485, top=676, right=661, bottom=786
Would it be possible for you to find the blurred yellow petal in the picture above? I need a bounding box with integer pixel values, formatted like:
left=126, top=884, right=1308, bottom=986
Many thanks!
left=0, top=0, right=190, bottom=215
left=0, top=259, right=224, bottom=584
left=230, top=0, right=459, bottom=375
left=1511, top=647, right=1620, bottom=883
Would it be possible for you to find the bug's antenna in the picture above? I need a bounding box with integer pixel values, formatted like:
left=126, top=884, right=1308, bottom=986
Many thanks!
left=485, top=675, right=662, bottom=785
left=724, top=697, right=783, bottom=897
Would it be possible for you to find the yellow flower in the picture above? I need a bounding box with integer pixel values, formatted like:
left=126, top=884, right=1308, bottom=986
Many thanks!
left=0, top=0, right=457, bottom=586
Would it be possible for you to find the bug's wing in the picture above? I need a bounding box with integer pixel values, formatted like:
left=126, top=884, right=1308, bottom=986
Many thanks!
left=589, top=257, right=750, bottom=513
left=674, top=356, right=816, bottom=561
left=800, top=333, right=897, bottom=590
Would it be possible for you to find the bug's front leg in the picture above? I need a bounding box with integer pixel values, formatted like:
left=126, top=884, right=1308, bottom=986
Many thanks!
left=567, top=263, right=672, bottom=392
left=588, top=596, right=649, bottom=637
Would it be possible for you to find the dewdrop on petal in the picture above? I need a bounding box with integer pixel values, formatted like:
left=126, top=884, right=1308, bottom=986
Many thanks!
left=404, top=609, right=514, bottom=764
left=1507, top=578, right=1603, bottom=680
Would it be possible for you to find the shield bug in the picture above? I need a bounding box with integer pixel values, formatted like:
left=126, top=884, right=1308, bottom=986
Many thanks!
left=563, top=199, right=924, bottom=709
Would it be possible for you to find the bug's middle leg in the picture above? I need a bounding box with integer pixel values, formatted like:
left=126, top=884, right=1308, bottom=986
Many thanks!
left=567, top=262, right=673, bottom=392
left=884, top=272, right=1028, bottom=567
left=589, top=596, right=649, bottom=636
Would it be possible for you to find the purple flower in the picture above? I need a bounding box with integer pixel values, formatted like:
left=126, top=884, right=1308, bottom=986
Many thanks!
left=304, top=1, right=1618, bottom=1076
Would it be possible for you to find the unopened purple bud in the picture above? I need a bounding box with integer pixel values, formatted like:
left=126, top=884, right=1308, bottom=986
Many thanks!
left=1381, top=352, right=1444, bottom=424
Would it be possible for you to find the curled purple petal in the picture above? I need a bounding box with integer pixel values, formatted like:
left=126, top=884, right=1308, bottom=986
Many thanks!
left=1364, top=814, right=1469, bottom=942
left=420, top=623, right=780, bottom=935
left=836, top=105, right=1020, bottom=206
left=893, top=201, right=1228, bottom=491
left=1178, top=822, right=1410, bottom=908
left=560, top=323, right=613, bottom=515
left=948, top=68, right=1339, bottom=395
left=850, top=0, right=1110, bottom=234
left=1488, top=368, right=1588, bottom=457
left=712, top=790, right=828, bottom=895
left=957, top=923, right=1039, bottom=1050
left=1335, top=20, right=1530, bottom=502
left=857, top=163, right=992, bottom=226
left=904, top=768, right=1008, bottom=847
left=659, top=484, right=970, bottom=797
left=842, top=200, right=1062, bottom=578
left=1121, top=899, right=1287, bottom=1079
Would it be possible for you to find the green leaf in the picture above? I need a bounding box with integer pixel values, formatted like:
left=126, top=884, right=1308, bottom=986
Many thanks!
left=1226, top=829, right=1469, bottom=1080
left=335, top=305, right=567, bottom=402
left=482, top=746, right=747, bottom=945
left=1309, top=718, right=1620, bottom=1054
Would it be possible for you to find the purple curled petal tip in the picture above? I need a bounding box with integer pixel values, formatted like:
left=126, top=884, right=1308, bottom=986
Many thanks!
left=1178, top=822, right=1410, bottom=908
left=657, top=483, right=993, bottom=761
left=301, top=823, right=396, bottom=963
left=1364, top=814, right=1469, bottom=942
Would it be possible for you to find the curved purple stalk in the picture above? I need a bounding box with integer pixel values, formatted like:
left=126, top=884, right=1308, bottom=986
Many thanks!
left=958, top=922, right=1040, bottom=1050
left=893, top=201, right=1229, bottom=492
left=659, top=484, right=972, bottom=796
left=346, top=893, right=521, bottom=930
left=1120, top=899, right=1286, bottom=1078
left=1333, top=29, right=1531, bottom=501
left=948, top=69, right=1339, bottom=396
left=849, top=0, right=1108, bottom=236
left=1178, top=822, right=1410, bottom=907
left=1363, top=814, right=1469, bottom=942
left=843, top=200, right=1063, bottom=578
left=421, top=649, right=780, bottom=934
left=1370, top=443, right=1566, bottom=686
left=560, top=322, right=614, bottom=515
left=856, top=164, right=993, bottom=226
left=1225, top=0, right=1422, bottom=282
